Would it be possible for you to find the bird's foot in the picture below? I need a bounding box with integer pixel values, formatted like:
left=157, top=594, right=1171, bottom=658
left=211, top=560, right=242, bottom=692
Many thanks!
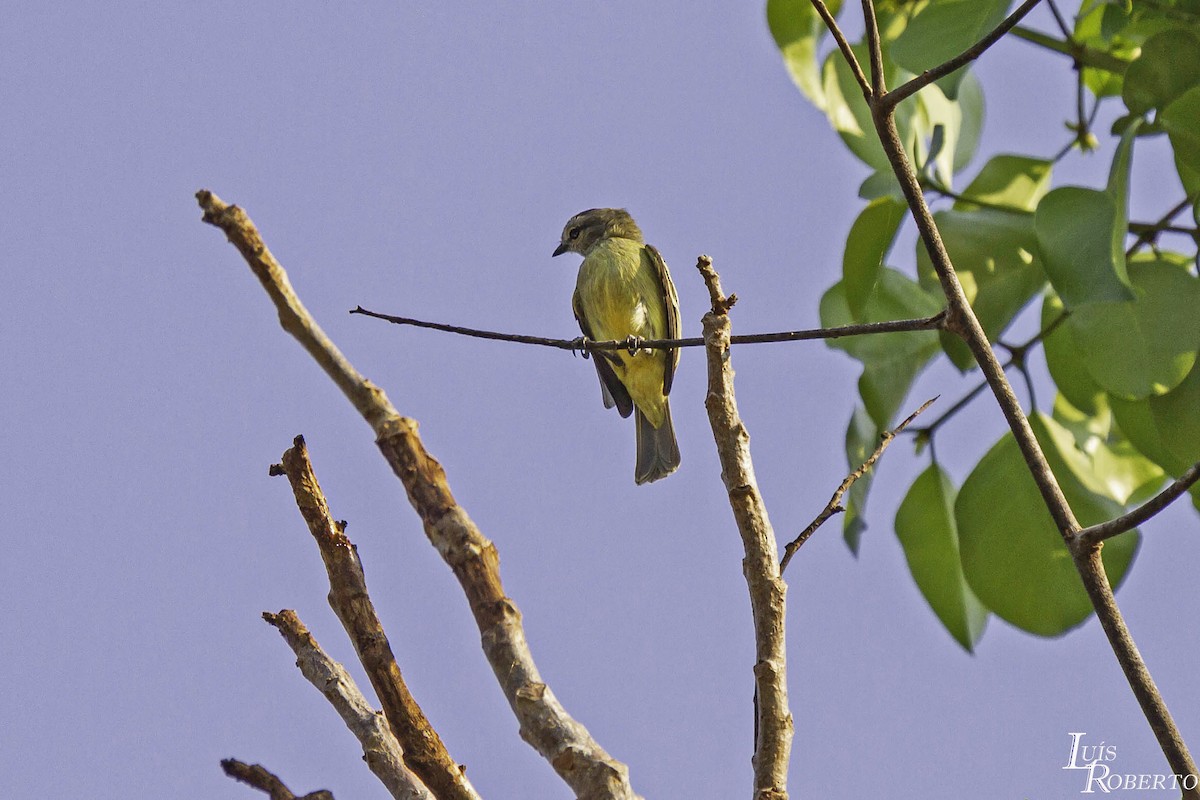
left=624, top=335, right=644, bottom=354
left=570, top=336, right=591, bottom=359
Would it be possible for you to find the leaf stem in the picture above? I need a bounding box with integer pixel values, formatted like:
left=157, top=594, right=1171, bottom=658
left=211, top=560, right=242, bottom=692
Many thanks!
left=1009, top=26, right=1131, bottom=74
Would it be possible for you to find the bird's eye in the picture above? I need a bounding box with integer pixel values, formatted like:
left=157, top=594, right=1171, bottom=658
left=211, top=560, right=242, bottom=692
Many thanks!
left=568, top=226, right=581, bottom=240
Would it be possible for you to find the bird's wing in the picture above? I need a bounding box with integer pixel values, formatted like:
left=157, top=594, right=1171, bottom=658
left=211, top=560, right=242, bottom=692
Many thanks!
left=573, top=287, right=634, bottom=418
left=645, top=244, right=681, bottom=396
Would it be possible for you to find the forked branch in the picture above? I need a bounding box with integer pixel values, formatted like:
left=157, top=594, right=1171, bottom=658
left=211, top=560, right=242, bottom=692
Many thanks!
left=198, top=190, right=643, bottom=800
left=881, top=0, right=1045, bottom=109
left=810, top=0, right=870, bottom=97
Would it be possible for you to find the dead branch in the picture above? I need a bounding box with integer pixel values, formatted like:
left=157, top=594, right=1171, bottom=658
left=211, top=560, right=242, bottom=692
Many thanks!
left=696, top=255, right=792, bottom=800
left=221, top=758, right=333, bottom=800
left=272, top=437, right=478, bottom=800
left=198, top=190, right=642, bottom=800
left=263, top=609, right=434, bottom=800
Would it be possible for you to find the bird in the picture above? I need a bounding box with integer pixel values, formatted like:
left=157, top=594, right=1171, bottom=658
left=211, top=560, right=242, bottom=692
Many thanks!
left=553, top=208, right=681, bottom=484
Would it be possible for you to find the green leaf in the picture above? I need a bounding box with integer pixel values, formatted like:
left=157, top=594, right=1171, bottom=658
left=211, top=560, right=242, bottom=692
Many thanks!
left=917, top=207, right=1045, bottom=370
left=821, top=46, right=893, bottom=173
left=858, top=169, right=904, bottom=200
left=1107, top=115, right=1138, bottom=216
left=857, top=354, right=929, bottom=433
left=951, top=71, right=985, bottom=173
left=1147, top=357, right=1200, bottom=467
left=819, top=45, right=975, bottom=184
left=1162, top=85, right=1200, bottom=189
left=843, top=406, right=878, bottom=554
left=957, top=414, right=1140, bottom=637
left=956, top=154, right=1053, bottom=212
left=1106, top=119, right=1141, bottom=287
left=1110, top=394, right=1194, bottom=476
left=767, top=0, right=844, bottom=111
left=1122, top=29, right=1200, bottom=114
left=1073, top=1, right=1137, bottom=97
left=912, top=72, right=973, bottom=185
left=890, top=0, right=1013, bottom=98
left=1042, top=291, right=1105, bottom=414
left=1035, top=187, right=1135, bottom=306
left=1065, top=256, right=1200, bottom=399
left=1115, top=356, right=1200, bottom=476
left=821, top=269, right=943, bottom=428
left=895, top=464, right=989, bottom=651
left=1048, top=394, right=1165, bottom=506
left=844, top=197, right=909, bottom=317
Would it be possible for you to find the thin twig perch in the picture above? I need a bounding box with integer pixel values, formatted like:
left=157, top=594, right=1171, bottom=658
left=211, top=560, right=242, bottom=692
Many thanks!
left=350, top=306, right=946, bottom=351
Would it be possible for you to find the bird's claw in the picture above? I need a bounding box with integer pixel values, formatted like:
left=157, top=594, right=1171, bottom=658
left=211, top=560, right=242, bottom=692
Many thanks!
left=570, top=336, right=591, bottom=359
left=624, top=335, right=644, bottom=354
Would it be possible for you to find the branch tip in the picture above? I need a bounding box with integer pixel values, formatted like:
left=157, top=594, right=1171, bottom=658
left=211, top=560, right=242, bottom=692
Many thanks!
left=696, top=255, right=736, bottom=315
left=781, top=396, right=936, bottom=572
left=220, top=758, right=320, bottom=800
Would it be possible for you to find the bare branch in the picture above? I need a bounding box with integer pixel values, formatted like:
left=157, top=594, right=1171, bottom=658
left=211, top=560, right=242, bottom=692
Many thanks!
left=807, top=0, right=871, bottom=98
left=351, top=305, right=946, bottom=351
left=198, top=190, right=642, bottom=800
left=220, top=758, right=333, bottom=800
left=1127, top=196, right=1200, bottom=256
left=1127, top=222, right=1198, bottom=237
left=272, top=437, right=478, bottom=800
left=860, top=0, right=885, bottom=97
left=1070, top=545, right=1199, bottom=799
left=263, top=610, right=435, bottom=800
left=911, top=311, right=1069, bottom=438
left=780, top=397, right=937, bottom=573
left=696, top=255, right=792, bottom=800
left=882, top=0, right=1045, bottom=110
left=1077, top=463, right=1200, bottom=546
left=1045, top=0, right=1072, bottom=38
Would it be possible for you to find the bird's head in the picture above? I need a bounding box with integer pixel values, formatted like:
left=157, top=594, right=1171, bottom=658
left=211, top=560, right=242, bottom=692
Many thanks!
left=552, top=208, right=644, bottom=257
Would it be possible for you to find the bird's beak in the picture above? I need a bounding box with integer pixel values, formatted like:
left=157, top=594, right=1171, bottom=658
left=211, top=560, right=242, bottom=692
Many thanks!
left=552, top=243, right=568, bottom=257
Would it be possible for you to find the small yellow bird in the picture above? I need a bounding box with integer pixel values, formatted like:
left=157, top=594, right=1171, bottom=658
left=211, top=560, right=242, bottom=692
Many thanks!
left=553, top=208, right=681, bottom=484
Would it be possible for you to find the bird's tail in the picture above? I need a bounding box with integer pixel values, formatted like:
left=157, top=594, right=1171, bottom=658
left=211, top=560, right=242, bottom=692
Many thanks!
left=634, top=400, right=681, bottom=485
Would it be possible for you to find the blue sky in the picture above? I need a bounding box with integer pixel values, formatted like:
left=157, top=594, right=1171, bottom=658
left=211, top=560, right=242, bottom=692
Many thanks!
left=2, top=3, right=1196, bottom=798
